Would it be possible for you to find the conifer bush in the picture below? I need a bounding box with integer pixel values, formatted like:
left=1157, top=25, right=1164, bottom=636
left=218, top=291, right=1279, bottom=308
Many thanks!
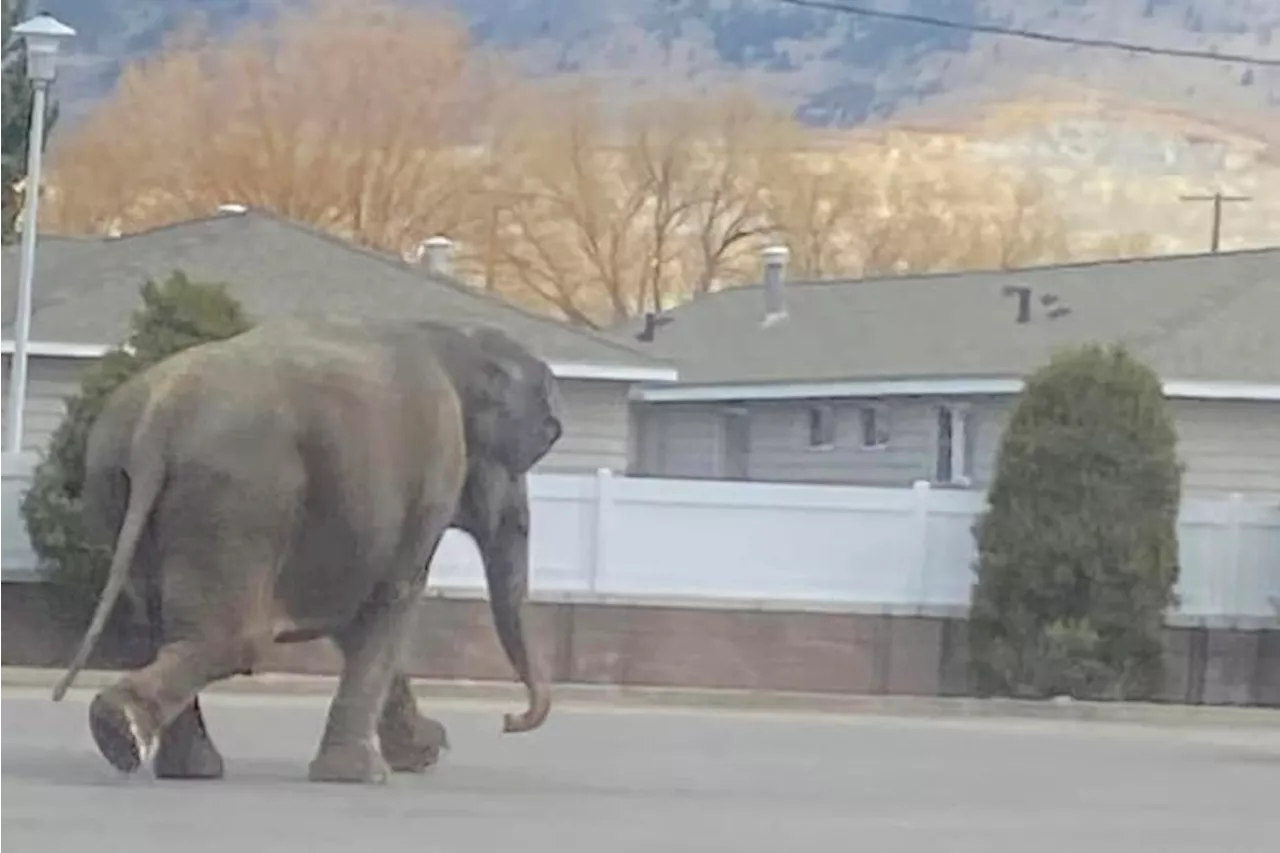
left=968, top=343, right=1183, bottom=700
left=20, top=270, right=252, bottom=616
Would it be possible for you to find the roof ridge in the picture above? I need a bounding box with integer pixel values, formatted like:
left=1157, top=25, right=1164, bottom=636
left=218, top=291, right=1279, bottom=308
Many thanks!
left=639, top=244, right=1280, bottom=321
left=48, top=213, right=237, bottom=243
left=65, top=208, right=671, bottom=367
left=244, top=209, right=674, bottom=366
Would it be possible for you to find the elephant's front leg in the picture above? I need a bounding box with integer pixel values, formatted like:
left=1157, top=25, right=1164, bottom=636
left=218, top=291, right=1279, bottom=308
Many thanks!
left=308, top=589, right=412, bottom=784
left=378, top=672, right=449, bottom=773
left=153, top=695, right=225, bottom=779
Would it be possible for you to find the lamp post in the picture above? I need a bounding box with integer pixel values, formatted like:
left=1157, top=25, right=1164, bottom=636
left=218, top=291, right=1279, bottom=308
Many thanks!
left=4, top=13, right=75, bottom=454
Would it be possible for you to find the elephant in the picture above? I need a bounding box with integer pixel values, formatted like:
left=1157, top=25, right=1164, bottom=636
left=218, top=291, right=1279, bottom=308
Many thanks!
left=49, top=315, right=564, bottom=784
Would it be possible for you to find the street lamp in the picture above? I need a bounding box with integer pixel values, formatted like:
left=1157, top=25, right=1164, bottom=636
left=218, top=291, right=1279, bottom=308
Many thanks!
left=4, top=14, right=75, bottom=454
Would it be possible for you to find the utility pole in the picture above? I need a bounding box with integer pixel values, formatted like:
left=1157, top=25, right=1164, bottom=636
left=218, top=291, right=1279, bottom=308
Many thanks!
left=1179, top=191, right=1251, bottom=253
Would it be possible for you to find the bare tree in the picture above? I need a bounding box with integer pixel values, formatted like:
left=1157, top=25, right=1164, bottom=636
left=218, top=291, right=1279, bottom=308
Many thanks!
left=42, top=0, right=505, bottom=249
left=42, top=7, right=1153, bottom=325
left=764, top=133, right=1151, bottom=280
left=454, top=83, right=798, bottom=328
left=762, top=134, right=1079, bottom=278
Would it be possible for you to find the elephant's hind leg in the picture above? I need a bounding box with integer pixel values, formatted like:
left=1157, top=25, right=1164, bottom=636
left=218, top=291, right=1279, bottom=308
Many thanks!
left=89, top=633, right=269, bottom=776
left=88, top=547, right=279, bottom=776
left=154, top=695, right=224, bottom=780
left=86, top=453, right=299, bottom=777
left=379, top=672, right=449, bottom=773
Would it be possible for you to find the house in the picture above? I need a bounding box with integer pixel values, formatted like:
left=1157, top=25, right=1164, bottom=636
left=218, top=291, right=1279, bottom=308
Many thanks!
left=620, top=245, right=1280, bottom=498
left=0, top=206, right=677, bottom=474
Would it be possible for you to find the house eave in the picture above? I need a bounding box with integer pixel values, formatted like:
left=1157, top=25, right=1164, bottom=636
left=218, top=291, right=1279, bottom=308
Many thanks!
left=0, top=340, right=680, bottom=383
left=0, top=340, right=115, bottom=358
left=630, top=376, right=1280, bottom=403
left=546, top=361, right=679, bottom=383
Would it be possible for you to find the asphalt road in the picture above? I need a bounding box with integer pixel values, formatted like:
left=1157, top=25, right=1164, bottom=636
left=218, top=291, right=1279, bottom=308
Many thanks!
left=3, top=687, right=1279, bottom=853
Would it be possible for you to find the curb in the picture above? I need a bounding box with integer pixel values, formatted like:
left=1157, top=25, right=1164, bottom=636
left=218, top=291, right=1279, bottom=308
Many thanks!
left=4, top=666, right=1277, bottom=728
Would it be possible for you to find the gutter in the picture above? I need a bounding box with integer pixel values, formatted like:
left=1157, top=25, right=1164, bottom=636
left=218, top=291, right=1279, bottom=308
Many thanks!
left=0, top=339, right=679, bottom=384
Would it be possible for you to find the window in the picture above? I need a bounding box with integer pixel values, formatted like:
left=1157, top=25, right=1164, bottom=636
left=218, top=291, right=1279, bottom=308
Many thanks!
left=720, top=407, right=751, bottom=480
left=935, top=406, right=953, bottom=483
left=629, top=406, right=665, bottom=476
left=806, top=403, right=835, bottom=448
left=859, top=404, right=890, bottom=449
left=935, top=404, right=972, bottom=486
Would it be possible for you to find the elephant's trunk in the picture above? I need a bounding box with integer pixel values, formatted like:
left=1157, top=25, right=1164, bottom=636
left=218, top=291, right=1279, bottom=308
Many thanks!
left=481, top=483, right=551, bottom=734
left=486, top=565, right=551, bottom=734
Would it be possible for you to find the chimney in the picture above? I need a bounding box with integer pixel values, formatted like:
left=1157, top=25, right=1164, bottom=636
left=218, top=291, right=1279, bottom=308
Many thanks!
left=635, top=311, right=673, bottom=343
left=418, top=236, right=454, bottom=276
left=1002, top=284, right=1032, bottom=324
left=760, top=244, right=789, bottom=326
left=1001, top=285, right=1072, bottom=324
left=637, top=312, right=658, bottom=343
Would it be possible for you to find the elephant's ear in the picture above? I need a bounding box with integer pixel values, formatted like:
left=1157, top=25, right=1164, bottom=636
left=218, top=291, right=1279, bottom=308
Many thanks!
left=462, top=326, right=525, bottom=407
left=479, top=357, right=524, bottom=405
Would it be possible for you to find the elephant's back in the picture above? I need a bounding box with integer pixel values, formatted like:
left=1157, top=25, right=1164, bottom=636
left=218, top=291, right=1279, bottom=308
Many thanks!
left=134, top=318, right=467, bottom=510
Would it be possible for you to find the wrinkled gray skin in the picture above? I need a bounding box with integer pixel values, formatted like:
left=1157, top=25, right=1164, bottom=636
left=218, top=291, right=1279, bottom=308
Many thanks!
left=50, top=317, right=564, bottom=784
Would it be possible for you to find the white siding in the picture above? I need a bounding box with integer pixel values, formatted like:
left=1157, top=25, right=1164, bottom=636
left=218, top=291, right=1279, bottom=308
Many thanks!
left=962, top=398, right=1280, bottom=498
left=1171, top=399, right=1280, bottom=498
left=745, top=399, right=937, bottom=485
left=628, top=402, right=724, bottom=479
left=628, top=395, right=1280, bottom=499
left=631, top=397, right=1014, bottom=488
left=536, top=379, right=632, bottom=473
left=0, top=356, right=93, bottom=455
left=956, top=399, right=1280, bottom=498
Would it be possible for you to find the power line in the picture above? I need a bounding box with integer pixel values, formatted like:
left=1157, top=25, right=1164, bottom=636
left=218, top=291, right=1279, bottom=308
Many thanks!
left=765, top=0, right=1280, bottom=67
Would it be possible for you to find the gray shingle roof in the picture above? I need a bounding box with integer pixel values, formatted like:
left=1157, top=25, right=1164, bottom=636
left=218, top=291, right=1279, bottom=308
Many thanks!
left=1, top=209, right=673, bottom=376
left=616, top=247, right=1280, bottom=385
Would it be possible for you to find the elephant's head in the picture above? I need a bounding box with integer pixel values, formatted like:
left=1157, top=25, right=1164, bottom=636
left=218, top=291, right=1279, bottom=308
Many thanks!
left=448, top=323, right=564, bottom=475
left=425, top=321, right=563, bottom=734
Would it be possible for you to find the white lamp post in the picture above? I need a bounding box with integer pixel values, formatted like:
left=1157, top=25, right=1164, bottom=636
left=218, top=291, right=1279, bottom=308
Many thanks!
left=4, top=14, right=75, bottom=454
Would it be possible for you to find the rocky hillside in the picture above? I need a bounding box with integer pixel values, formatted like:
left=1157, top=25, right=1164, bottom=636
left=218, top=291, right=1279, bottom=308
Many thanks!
left=876, top=92, right=1280, bottom=253
left=23, top=0, right=1279, bottom=254
left=31, top=0, right=1280, bottom=129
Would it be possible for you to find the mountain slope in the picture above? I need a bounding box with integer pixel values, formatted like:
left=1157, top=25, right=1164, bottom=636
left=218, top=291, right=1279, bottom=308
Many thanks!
left=31, top=0, right=1280, bottom=129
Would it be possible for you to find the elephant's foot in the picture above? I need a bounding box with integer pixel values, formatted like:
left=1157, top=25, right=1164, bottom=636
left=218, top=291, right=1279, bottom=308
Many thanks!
left=154, top=738, right=225, bottom=780
left=154, top=710, right=225, bottom=780
left=88, top=690, right=158, bottom=775
left=308, top=741, right=391, bottom=785
left=379, top=673, right=449, bottom=773
left=380, top=713, right=450, bottom=773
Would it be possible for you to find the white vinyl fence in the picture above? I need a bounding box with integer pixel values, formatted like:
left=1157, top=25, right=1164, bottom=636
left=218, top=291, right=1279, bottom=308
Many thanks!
left=5, top=455, right=1279, bottom=624
left=2, top=453, right=40, bottom=579
left=422, top=470, right=1280, bottom=625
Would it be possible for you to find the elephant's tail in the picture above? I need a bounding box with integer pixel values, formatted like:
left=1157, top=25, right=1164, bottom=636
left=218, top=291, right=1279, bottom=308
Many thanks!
left=50, top=450, right=164, bottom=702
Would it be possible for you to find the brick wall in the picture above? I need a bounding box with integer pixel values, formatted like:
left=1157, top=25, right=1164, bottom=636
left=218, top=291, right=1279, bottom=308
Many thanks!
left=4, top=584, right=1276, bottom=707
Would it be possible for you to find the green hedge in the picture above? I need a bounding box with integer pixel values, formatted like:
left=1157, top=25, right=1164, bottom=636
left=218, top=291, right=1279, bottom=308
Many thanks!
left=968, top=343, right=1183, bottom=700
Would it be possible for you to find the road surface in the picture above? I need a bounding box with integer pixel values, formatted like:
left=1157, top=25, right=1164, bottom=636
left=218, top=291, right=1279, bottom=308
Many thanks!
left=3, top=687, right=1278, bottom=852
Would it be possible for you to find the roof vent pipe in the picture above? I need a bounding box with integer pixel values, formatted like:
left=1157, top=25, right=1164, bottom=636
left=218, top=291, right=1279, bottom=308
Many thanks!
left=417, top=236, right=454, bottom=276
left=761, top=244, right=789, bottom=326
